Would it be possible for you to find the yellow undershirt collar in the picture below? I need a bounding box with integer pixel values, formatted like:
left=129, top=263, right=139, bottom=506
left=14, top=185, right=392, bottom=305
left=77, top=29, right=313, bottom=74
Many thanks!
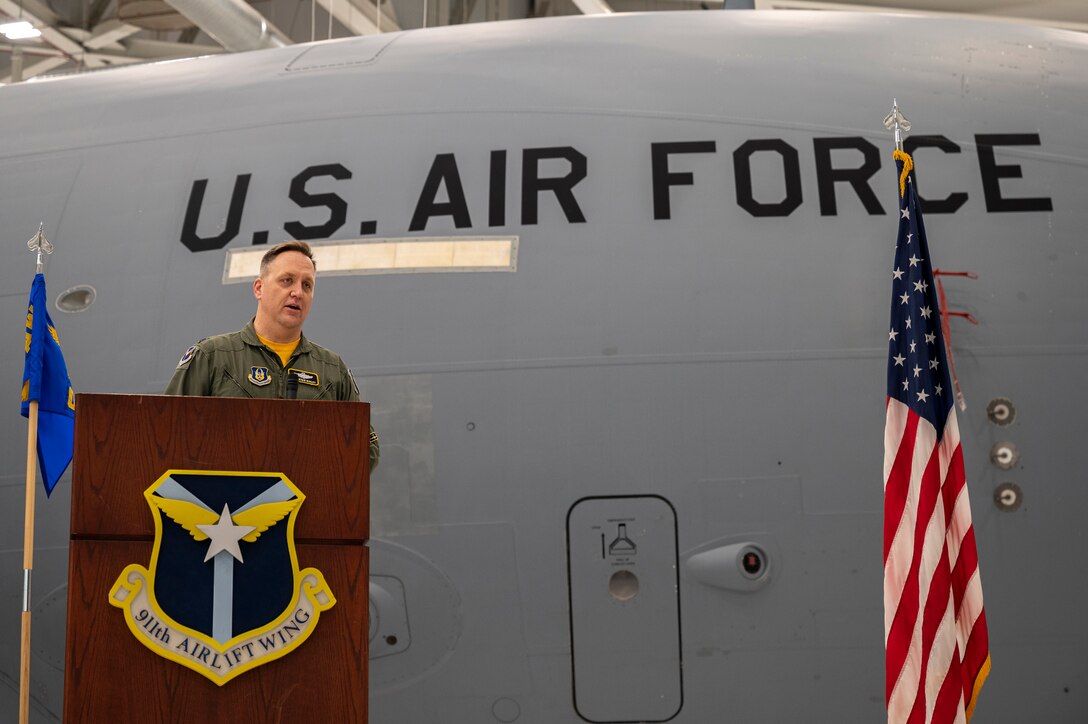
left=257, top=334, right=300, bottom=368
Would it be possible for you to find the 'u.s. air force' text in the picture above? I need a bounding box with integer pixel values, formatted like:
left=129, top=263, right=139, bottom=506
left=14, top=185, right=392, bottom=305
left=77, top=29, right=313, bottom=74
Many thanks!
left=180, top=133, right=1054, bottom=253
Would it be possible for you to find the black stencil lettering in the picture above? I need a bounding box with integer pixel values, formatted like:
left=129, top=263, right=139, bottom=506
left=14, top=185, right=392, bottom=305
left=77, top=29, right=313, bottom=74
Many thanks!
left=902, top=135, right=968, bottom=214
left=283, top=163, right=352, bottom=240
left=975, top=134, right=1053, bottom=213
left=409, top=154, right=472, bottom=231
left=489, top=150, right=507, bottom=227
left=521, top=147, right=587, bottom=225
left=733, top=139, right=802, bottom=218
left=180, top=174, right=251, bottom=252
left=813, top=137, right=885, bottom=216
left=651, top=141, right=717, bottom=220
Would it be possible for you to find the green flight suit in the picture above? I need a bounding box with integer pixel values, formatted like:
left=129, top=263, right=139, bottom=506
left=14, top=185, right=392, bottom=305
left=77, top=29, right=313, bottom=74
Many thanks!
left=165, top=320, right=379, bottom=471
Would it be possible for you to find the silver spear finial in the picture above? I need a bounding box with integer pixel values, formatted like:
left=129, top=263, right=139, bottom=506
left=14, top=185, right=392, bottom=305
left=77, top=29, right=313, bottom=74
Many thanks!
left=883, top=98, right=912, bottom=152
left=26, top=223, right=54, bottom=274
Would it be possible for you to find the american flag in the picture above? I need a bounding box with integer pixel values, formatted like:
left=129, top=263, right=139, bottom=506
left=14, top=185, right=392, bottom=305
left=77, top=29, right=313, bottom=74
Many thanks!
left=884, top=151, right=990, bottom=723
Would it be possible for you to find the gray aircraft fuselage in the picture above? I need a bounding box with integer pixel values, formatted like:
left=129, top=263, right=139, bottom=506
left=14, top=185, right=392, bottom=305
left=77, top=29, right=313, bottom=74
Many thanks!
left=1, top=10, right=1085, bottom=722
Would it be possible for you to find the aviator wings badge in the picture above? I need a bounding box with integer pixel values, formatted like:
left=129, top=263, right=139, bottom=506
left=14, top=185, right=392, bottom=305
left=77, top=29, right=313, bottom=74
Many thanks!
left=109, top=470, right=335, bottom=685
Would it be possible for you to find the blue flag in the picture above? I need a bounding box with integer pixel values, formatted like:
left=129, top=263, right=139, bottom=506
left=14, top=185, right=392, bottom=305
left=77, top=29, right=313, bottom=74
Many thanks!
left=21, top=273, right=75, bottom=496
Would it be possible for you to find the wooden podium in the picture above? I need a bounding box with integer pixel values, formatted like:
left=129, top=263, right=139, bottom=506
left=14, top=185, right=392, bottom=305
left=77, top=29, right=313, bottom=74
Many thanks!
left=63, top=394, right=369, bottom=722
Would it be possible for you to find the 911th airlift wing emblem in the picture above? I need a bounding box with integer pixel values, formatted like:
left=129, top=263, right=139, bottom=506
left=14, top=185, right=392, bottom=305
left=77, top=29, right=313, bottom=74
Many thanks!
left=109, top=470, right=335, bottom=685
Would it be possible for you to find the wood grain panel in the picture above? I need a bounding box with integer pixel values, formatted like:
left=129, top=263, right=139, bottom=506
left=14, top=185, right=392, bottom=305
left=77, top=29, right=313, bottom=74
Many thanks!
left=66, top=394, right=370, bottom=721
left=64, top=540, right=368, bottom=722
left=71, top=394, right=369, bottom=541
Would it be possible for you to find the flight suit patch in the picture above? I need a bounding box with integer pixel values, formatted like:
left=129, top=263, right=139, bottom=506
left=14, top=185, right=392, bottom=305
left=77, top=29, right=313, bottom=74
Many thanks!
left=248, top=366, right=272, bottom=386
left=287, top=368, right=320, bottom=387
left=177, top=345, right=197, bottom=369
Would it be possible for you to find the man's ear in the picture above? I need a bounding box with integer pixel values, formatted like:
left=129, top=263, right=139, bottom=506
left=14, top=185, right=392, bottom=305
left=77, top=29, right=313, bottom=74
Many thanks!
left=253, top=277, right=263, bottom=300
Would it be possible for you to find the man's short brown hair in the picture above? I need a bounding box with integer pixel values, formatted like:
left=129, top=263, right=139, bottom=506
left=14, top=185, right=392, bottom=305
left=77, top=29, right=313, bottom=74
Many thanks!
left=260, top=241, right=316, bottom=277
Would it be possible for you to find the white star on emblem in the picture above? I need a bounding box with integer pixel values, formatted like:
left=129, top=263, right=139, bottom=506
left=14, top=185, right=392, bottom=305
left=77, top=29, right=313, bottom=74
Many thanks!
left=889, top=329, right=899, bottom=342
left=902, top=379, right=910, bottom=391
left=913, top=280, right=929, bottom=293
left=893, top=354, right=906, bottom=367
left=912, top=364, right=922, bottom=378
left=908, top=254, right=922, bottom=267
left=905, top=317, right=912, bottom=329
left=900, top=292, right=910, bottom=305
left=197, top=504, right=257, bottom=563
left=929, top=359, right=940, bottom=370
left=925, top=332, right=936, bottom=345
left=935, top=384, right=943, bottom=396
left=893, top=268, right=905, bottom=280
left=917, top=389, right=929, bottom=403
left=901, top=208, right=910, bottom=220
left=909, top=341, right=917, bottom=353
left=906, top=233, right=913, bottom=244
left=920, top=306, right=932, bottom=319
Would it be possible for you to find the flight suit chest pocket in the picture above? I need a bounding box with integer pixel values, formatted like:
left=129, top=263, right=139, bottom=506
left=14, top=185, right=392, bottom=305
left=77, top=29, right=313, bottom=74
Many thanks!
left=216, top=369, right=253, bottom=398
left=299, top=381, right=335, bottom=401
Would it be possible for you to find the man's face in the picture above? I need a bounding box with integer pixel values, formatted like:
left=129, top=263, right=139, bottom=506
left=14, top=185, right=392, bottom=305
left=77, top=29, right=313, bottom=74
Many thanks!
left=253, top=251, right=315, bottom=340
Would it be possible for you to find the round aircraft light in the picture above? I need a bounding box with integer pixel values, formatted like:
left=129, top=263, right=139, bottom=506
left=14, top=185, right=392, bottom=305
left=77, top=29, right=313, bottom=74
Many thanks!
left=994, top=482, right=1023, bottom=512
left=739, top=546, right=767, bottom=579
left=986, top=397, right=1016, bottom=426
left=990, top=441, right=1020, bottom=470
left=56, top=285, right=96, bottom=313
left=608, top=569, right=639, bottom=602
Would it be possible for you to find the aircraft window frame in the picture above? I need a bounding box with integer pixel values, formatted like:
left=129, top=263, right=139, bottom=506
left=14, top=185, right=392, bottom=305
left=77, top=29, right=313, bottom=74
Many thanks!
left=223, top=236, right=518, bottom=283
left=55, top=285, right=96, bottom=313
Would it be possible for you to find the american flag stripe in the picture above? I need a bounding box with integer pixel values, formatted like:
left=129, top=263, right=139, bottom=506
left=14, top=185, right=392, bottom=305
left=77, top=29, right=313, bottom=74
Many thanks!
left=884, top=150, right=989, bottom=723
left=918, top=515, right=956, bottom=722
left=963, top=616, right=990, bottom=717
left=886, top=405, right=944, bottom=718
left=886, top=409, right=968, bottom=723
left=931, top=657, right=966, bottom=723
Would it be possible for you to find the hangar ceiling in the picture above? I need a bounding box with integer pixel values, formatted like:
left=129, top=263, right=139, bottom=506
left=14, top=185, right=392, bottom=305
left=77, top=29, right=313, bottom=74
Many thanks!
left=0, top=0, right=1085, bottom=83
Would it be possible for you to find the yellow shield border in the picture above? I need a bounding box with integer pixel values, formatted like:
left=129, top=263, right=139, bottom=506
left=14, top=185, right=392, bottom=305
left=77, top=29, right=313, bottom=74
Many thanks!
left=108, top=469, right=335, bottom=685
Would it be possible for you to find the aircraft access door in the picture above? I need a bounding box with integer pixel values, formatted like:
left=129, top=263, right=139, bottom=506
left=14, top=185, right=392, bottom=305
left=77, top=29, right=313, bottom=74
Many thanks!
left=567, top=495, right=682, bottom=723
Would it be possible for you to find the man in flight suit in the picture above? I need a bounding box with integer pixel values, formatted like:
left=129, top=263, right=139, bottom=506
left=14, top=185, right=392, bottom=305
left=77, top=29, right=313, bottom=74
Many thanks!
left=166, top=240, right=379, bottom=471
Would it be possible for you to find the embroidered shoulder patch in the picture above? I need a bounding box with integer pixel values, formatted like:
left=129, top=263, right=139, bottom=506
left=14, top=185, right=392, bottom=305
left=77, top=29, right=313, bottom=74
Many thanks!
left=177, top=345, right=198, bottom=369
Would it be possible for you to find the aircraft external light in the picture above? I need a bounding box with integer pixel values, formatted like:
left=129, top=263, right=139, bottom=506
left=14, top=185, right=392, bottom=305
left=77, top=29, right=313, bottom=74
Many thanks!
left=56, top=285, right=96, bottom=313
left=740, top=548, right=765, bottom=577
left=993, top=482, right=1023, bottom=512
left=367, top=578, right=411, bottom=660
left=986, top=397, right=1016, bottom=426
left=0, top=21, right=41, bottom=40
left=990, top=441, right=1020, bottom=470
left=224, top=236, right=517, bottom=283
left=685, top=541, right=773, bottom=592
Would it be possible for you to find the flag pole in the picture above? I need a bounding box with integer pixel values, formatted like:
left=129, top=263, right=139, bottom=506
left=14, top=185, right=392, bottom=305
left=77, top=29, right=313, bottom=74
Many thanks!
left=20, top=400, right=38, bottom=724
left=20, top=223, right=52, bottom=724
